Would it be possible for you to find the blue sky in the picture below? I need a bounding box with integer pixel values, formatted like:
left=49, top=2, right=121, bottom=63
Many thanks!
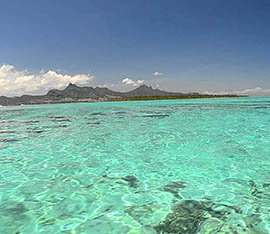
left=0, top=0, right=270, bottom=96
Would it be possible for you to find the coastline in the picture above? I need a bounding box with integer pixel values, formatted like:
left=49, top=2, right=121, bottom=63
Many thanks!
left=0, top=94, right=247, bottom=107
left=0, top=83, right=247, bottom=107
left=108, top=94, right=245, bottom=102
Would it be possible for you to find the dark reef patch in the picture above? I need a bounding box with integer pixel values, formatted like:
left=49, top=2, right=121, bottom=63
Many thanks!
left=161, top=181, right=187, bottom=199
left=141, top=114, right=170, bottom=118
left=45, top=124, right=68, bottom=129
left=51, top=119, right=71, bottom=122
left=154, top=200, right=242, bottom=234
left=26, top=127, right=45, bottom=134
left=48, top=116, right=71, bottom=122
left=56, top=125, right=68, bottom=128
left=24, top=120, right=40, bottom=124
left=249, top=180, right=263, bottom=199
left=87, top=122, right=101, bottom=125
left=116, top=111, right=128, bottom=114
left=0, top=131, right=17, bottom=134
left=253, top=106, right=270, bottom=109
left=0, top=138, right=20, bottom=143
left=90, top=112, right=107, bottom=116
left=0, top=202, right=29, bottom=218
left=121, top=176, right=139, bottom=188
left=165, top=181, right=187, bottom=189
left=263, top=183, right=270, bottom=188
left=48, top=116, right=65, bottom=119
left=102, top=174, right=140, bottom=188
left=28, top=130, right=45, bottom=134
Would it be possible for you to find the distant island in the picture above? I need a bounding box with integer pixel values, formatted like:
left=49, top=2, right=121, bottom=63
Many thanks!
left=0, top=83, right=245, bottom=106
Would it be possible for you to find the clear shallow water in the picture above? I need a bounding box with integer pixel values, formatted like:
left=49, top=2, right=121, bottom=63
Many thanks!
left=0, top=97, right=270, bottom=234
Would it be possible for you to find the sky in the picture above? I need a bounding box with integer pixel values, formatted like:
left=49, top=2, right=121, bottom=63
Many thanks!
left=0, top=0, right=270, bottom=96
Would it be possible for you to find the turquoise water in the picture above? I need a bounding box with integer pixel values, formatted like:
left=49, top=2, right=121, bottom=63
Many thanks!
left=0, top=97, right=270, bottom=233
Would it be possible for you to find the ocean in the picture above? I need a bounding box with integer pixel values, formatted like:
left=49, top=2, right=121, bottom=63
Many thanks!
left=0, top=97, right=269, bottom=233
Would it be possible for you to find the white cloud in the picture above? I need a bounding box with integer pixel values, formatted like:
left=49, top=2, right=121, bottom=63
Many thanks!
left=201, top=87, right=270, bottom=97
left=152, top=71, right=163, bottom=76
left=122, top=77, right=144, bottom=86
left=0, top=64, right=95, bottom=96
left=122, top=77, right=134, bottom=85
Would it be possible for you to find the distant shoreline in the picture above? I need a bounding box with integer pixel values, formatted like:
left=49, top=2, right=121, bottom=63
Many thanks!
left=108, top=94, right=245, bottom=102
left=0, top=83, right=247, bottom=106
left=0, top=94, right=247, bottom=107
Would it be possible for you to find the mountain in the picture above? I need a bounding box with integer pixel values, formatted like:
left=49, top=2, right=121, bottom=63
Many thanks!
left=123, top=84, right=185, bottom=97
left=0, top=83, right=185, bottom=106
left=0, top=83, right=236, bottom=106
left=46, top=83, right=126, bottom=99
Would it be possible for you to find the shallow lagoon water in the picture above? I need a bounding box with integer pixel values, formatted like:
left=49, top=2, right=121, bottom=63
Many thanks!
left=0, top=97, right=270, bottom=233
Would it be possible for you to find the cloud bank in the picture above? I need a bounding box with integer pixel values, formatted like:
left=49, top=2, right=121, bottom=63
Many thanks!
left=202, top=87, right=270, bottom=97
left=0, top=64, right=95, bottom=96
left=122, top=77, right=144, bottom=86
left=152, top=71, right=163, bottom=76
left=235, top=87, right=270, bottom=96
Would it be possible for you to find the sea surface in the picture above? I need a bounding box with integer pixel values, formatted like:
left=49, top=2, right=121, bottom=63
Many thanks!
left=0, top=97, right=270, bottom=234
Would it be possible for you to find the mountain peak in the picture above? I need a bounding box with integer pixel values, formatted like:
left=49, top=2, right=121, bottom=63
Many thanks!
left=136, top=84, right=153, bottom=90
left=66, top=83, right=78, bottom=89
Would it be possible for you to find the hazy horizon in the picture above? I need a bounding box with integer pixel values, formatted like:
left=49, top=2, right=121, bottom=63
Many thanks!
left=0, top=76, right=267, bottom=98
left=1, top=0, right=270, bottom=97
